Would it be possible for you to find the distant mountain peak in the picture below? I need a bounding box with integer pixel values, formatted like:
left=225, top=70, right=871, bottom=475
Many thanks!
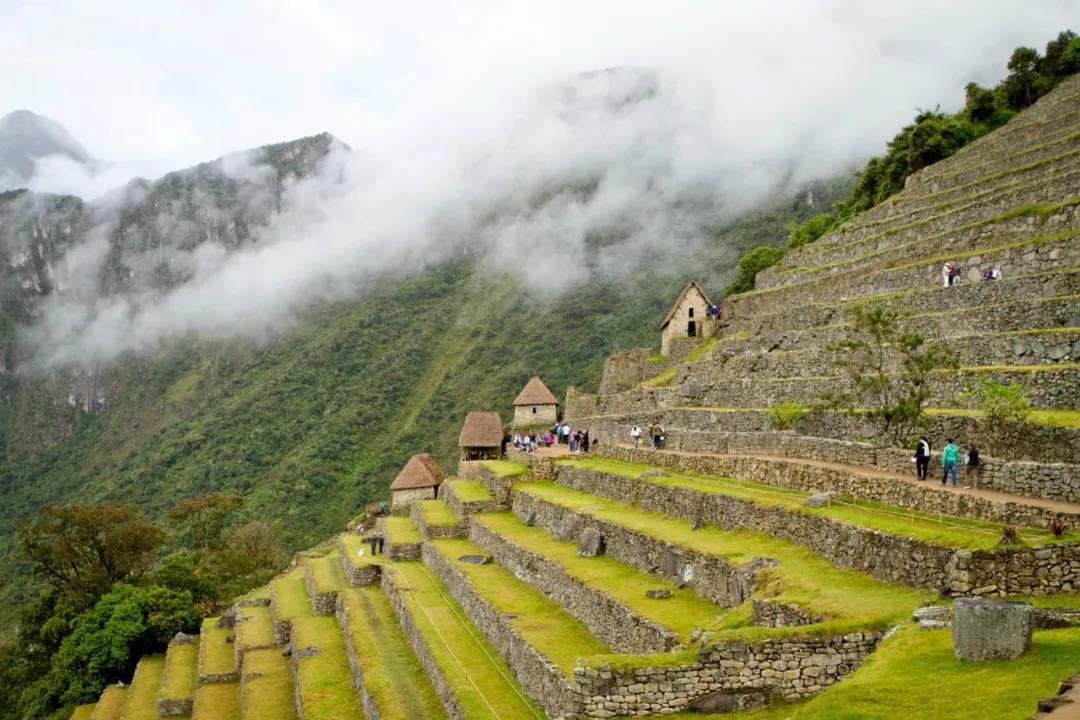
left=0, top=109, right=93, bottom=190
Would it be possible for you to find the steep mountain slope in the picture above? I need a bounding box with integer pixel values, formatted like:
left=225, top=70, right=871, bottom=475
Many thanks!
left=0, top=111, right=92, bottom=190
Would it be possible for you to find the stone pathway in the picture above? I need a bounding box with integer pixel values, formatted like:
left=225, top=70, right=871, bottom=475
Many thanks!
left=1034, top=672, right=1080, bottom=719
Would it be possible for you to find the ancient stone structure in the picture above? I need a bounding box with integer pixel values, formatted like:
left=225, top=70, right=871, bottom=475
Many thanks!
left=511, top=375, right=560, bottom=426
left=389, top=453, right=445, bottom=508
left=458, top=410, right=503, bottom=460
left=952, top=598, right=1033, bottom=660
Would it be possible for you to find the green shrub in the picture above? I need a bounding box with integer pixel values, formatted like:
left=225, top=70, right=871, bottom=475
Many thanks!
left=787, top=213, right=836, bottom=249
left=960, top=378, right=1032, bottom=424
left=767, top=402, right=807, bottom=430
left=726, top=245, right=785, bottom=295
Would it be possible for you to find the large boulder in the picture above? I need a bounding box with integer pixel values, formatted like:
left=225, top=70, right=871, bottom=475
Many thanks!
left=952, top=598, right=1033, bottom=661
left=578, top=527, right=605, bottom=557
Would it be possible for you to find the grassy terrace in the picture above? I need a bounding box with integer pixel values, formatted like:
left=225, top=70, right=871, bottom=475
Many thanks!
left=338, top=531, right=384, bottom=567
left=560, top=457, right=1075, bottom=547
left=386, top=562, right=545, bottom=719
left=69, top=705, right=94, bottom=720
left=340, top=586, right=447, bottom=720
left=91, top=685, right=126, bottom=719
left=643, top=337, right=718, bottom=387
left=235, top=604, right=275, bottom=649
left=121, top=655, right=164, bottom=720
left=446, top=478, right=492, bottom=502
left=291, top=615, right=363, bottom=720
left=430, top=538, right=611, bottom=675
left=199, top=618, right=236, bottom=677
left=474, top=512, right=724, bottom=641
left=482, top=459, right=529, bottom=477
left=383, top=514, right=422, bottom=544
left=272, top=568, right=315, bottom=622
left=420, top=499, right=461, bottom=527
left=308, top=552, right=348, bottom=594
left=242, top=648, right=298, bottom=720
left=514, top=480, right=927, bottom=634
left=159, top=637, right=199, bottom=703
left=191, top=682, right=240, bottom=720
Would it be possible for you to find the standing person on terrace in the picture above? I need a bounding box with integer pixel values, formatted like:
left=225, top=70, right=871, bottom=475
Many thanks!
left=651, top=422, right=665, bottom=450
left=631, top=424, right=642, bottom=448
left=581, top=430, right=590, bottom=453
left=964, top=442, right=982, bottom=488
left=914, top=436, right=931, bottom=481
left=941, top=438, right=959, bottom=487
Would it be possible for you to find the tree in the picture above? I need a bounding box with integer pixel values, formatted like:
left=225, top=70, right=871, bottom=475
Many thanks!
left=964, top=82, right=997, bottom=123
left=168, top=491, right=243, bottom=549
left=17, top=505, right=166, bottom=605
left=227, top=521, right=285, bottom=571
left=1002, top=46, right=1041, bottom=110
left=726, top=245, right=785, bottom=295
left=822, top=303, right=958, bottom=445
left=787, top=213, right=836, bottom=249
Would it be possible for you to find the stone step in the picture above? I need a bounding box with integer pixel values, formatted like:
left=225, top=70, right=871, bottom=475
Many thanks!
left=271, top=566, right=315, bottom=645
left=234, top=604, right=276, bottom=657
left=411, top=498, right=467, bottom=540
left=158, top=634, right=199, bottom=717
left=468, top=510, right=723, bottom=652
left=118, top=654, right=164, bottom=720
left=379, top=514, right=422, bottom=561
left=240, top=648, right=297, bottom=720
left=289, top=614, right=364, bottom=720
left=198, top=617, right=239, bottom=684
left=304, top=552, right=348, bottom=615
left=442, top=478, right=500, bottom=521
left=191, top=680, right=240, bottom=720
left=337, top=586, right=447, bottom=720
left=89, top=685, right=127, bottom=720
left=381, top=561, right=545, bottom=719
left=337, top=532, right=384, bottom=586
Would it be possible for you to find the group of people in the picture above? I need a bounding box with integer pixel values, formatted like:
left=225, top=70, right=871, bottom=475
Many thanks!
left=511, top=423, right=591, bottom=453
left=630, top=422, right=666, bottom=450
left=913, top=436, right=980, bottom=487
left=942, top=261, right=1001, bottom=287
left=705, top=304, right=721, bottom=319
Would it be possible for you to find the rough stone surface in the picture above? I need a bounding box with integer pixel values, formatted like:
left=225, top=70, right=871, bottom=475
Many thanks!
left=645, top=588, right=673, bottom=600
left=913, top=606, right=951, bottom=622
left=804, top=492, right=837, bottom=508
left=458, top=554, right=493, bottom=565
left=952, top=598, right=1033, bottom=660
left=578, top=527, right=605, bottom=557
left=686, top=688, right=772, bottom=713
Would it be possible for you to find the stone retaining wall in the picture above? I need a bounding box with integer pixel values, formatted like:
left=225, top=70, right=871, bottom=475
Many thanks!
left=507, top=447, right=557, bottom=480
left=442, top=480, right=505, bottom=520
left=751, top=599, right=823, bottom=627
left=468, top=519, right=680, bottom=654
left=337, top=542, right=381, bottom=586
left=456, top=461, right=515, bottom=506
left=420, top=542, right=578, bottom=719
left=377, top=517, right=422, bottom=561
left=335, top=594, right=382, bottom=720
left=409, top=502, right=466, bottom=541
left=303, top=564, right=338, bottom=615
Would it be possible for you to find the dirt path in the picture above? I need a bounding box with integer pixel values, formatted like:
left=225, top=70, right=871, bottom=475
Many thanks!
left=1034, top=672, right=1080, bottom=719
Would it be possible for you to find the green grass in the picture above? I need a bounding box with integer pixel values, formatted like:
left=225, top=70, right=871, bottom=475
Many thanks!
left=191, top=681, right=240, bottom=720
left=420, top=499, right=461, bottom=527
left=561, top=457, right=1074, bottom=547
left=648, top=353, right=668, bottom=362
left=723, top=624, right=1080, bottom=720
left=159, top=637, right=199, bottom=701
left=307, top=553, right=348, bottom=594
left=482, top=459, right=529, bottom=478
left=475, top=512, right=725, bottom=641
left=69, top=705, right=95, bottom=720
left=386, top=562, right=545, bottom=719
left=272, top=568, right=315, bottom=622
left=446, top=478, right=492, bottom=503
left=89, top=685, right=126, bottom=720
left=338, top=532, right=384, bottom=568
left=340, top=586, right=447, bottom=720
left=120, top=654, right=165, bottom=719
left=235, top=604, right=275, bottom=650
left=431, top=537, right=611, bottom=675
left=241, top=648, right=298, bottom=720
left=199, top=618, right=236, bottom=677
left=928, top=406, right=1080, bottom=429
left=383, top=514, right=422, bottom=545
left=642, top=365, right=678, bottom=388
left=514, top=481, right=927, bottom=631
left=291, top=615, right=364, bottom=720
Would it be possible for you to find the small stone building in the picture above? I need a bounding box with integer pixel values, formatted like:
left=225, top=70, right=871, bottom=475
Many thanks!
left=389, top=453, right=445, bottom=508
left=660, top=280, right=713, bottom=356
left=512, top=376, right=559, bottom=427
left=459, top=411, right=504, bottom=461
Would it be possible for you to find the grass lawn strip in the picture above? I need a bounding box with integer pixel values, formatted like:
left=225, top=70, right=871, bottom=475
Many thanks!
left=69, top=705, right=95, bottom=720
left=119, top=654, right=164, bottom=720
left=482, top=460, right=529, bottom=477
left=272, top=568, right=314, bottom=622
left=420, top=499, right=460, bottom=527
left=308, top=553, right=348, bottom=594
left=159, top=637, right=199, bottom=701
left=446, top=478, right=492, bottom=503
left=339, top=532, right=383, bottom=567
left=474, top=512, right=724, bottom=641
left=199, top=618, right=236, bottom=677
left=88, top=685, right=126, bottom=720
left=561, top=457, right=1073, bottom=548
left=431, top=537, right=612, bottom=675
left=235, top=604, right=275, bottom=650
left=383, top=515, right=422, bottom=544
left=514, top=481, right=925, bottom=634
left=290, top=615, right=364, bottom=720
left=387, top=562, right=544, bottom=719
left=341, top=586, right=447, bottom=720
left=241, top=648, right=298, bottom=720
left=191, top=681, right=240, bottom=720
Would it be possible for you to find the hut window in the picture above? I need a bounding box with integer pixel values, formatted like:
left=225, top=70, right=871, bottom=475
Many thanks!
left=688, top=307, right=694, bottom=318
left=532, top=406, right=537, bottom=414
left=688, top=321, right=697, bottom=337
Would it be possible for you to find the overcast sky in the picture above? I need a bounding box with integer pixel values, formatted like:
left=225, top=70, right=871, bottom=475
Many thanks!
left=3, top=0, right=1077, bottom=181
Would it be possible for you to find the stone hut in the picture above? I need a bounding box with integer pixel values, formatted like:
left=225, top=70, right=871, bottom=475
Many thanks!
left=389, top=453, right=445, bottom=508
left=660, top=280, right=713, bottom=356
left=459, top=411, right=504, bottom=461
left=512, top=376, right=559, bottom=427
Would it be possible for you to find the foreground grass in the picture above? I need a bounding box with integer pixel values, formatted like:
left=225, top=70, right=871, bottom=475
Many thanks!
left=420, top=499, right=461, bottom=527
left=191, top=681, right=240, bottom=720
left=291, top=616, right=364, bottom=720
left=69, top=705, right=94, bottom=720
left=482, top=460, right=529, bottom=477
left=387, top=562, right=545, bottom=719
left=927, top=406, right=1080, bottom=429
left=235, top=604, right=275, bottom=650
left=199, top=618, right=236, bottom=677
left=515, top=481, right=926, bottom=632
left=338, top=531, right=384, bottom=566
left=341, top=586, right=447, bottom=720
left=308, top=552, right=348, bottom=594
left=91, top=685, right=127, bottom=719
left=272, top=567, right=315, bottom=622
left=383, top=514, right=422, bottom=544
left=446, top=478, right=493, bottom=502
left=475, top=512, right=725, bottom=641
left=432, top=538, right=611, bottom=675
left=121, top=655, right=165, bottom=720
left=242, top=648, right=298, bottom=720
left=159, top=637, right=199, bottom=701
left=561, top=457, right=1073, bottom=547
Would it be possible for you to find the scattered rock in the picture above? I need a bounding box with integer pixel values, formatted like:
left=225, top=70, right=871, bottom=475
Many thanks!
left=1034, top=607, right=1080, bottom=629
left=645, top=588, right=673, bottom=600
left=282, top=643, right=292, bottom=657
left=919, top=620, right=949, bottom=631
left=952, top=597, right=1033, bottom=661
left=294, top=645, right=319, bottom=660
left=913, top=606, right=951, bottom=623
left=690, top=516, right=704, bottom=531
left=804, top=491, right=837, bottom=507
left=458, top=554, right=493, bottom=565
left=677, top=563, right=696, bottom=588
left=640, top=469, right=668, bottom=478
left=662, top=549, right=684, bottom=578
left=216, top=606, right=237, bottom=628
left=173, top=631, right=194, bottom=645
left=686, top=688, right=771, bottom=713
left=578, top=527, right=605, bottom=557
left=523, top=510, right=537, bottom=527
left=225, top=634, right=235, bottom=644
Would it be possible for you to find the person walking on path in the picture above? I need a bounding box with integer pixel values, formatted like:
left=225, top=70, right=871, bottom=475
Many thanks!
left=964, top=442, right=982, bottom=488
left=651, top=422, right=665, bottom=450
left=630, top=425, right=642, bottom=448
left=941, top=438, right=959, bottom=487
left=914, top=436, right=931, bottom=481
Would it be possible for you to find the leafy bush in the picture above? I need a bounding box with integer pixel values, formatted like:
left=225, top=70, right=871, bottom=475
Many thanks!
left=960, top=378, right=1031, bottom=424
left=767, top=402, right=807, bottom=430
left=726, top=246, right=785, bottom=295
left=787, top=213, right=836, bottom=249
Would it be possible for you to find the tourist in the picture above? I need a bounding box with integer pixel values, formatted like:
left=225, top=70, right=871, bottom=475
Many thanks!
left=630, top=425, right=642, bottom=448
left=950, top=263, right=962, bottom=286
left=913, top=436, right=931, bottom=481
left=1050, top=514, right=1067, bottom=537
left=569, top=430, right=579, bottom=453
left=941, top=438, right=959, bottom=487
left=651, top=422, right=665, bottom=450
left=981, top=267, right=995, bottom=282
left=964, top=442, right=981, bottom=488
left=581, top=431, right=590, bottom=453
left=941, top=262, right=953, bottom=288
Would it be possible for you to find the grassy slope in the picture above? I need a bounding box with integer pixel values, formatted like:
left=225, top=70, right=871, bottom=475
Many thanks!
left=120, top=655, right=165, bottom=720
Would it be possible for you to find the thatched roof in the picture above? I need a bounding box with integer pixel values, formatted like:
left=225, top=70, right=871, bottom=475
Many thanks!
left=459, top=411, right=503, bottom=448
left=512, top=376, right=558, bottom=406
left=389, top=453, right=445, bottom=491
left=660, top=280, right=712, bottom=329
